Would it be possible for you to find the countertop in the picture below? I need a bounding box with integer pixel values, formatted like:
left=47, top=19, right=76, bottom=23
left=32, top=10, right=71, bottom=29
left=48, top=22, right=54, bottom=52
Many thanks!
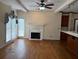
left=61, top=30, right=78, bottom=37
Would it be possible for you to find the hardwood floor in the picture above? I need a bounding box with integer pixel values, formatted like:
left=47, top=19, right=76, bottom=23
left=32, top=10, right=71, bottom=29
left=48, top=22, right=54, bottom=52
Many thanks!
left=0, top=39, right=77, bottom=59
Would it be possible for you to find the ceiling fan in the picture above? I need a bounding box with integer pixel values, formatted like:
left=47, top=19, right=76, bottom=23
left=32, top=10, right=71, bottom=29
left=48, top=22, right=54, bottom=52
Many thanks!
left=35, top=0, right=54, bottom=10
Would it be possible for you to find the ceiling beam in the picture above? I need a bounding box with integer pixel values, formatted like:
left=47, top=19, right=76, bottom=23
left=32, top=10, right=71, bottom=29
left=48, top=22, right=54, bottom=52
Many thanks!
left=55, top=0, right=75, bottom=12
left=16, top=0, right=29, bottom=11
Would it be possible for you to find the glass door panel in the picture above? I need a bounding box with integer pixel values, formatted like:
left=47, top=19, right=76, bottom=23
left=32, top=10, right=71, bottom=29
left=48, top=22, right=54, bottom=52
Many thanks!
left=18, top=18, right=24, bottom=37
left=12, top=18, right=17, bottom=40
left=6, top=17, right=12, bottom=42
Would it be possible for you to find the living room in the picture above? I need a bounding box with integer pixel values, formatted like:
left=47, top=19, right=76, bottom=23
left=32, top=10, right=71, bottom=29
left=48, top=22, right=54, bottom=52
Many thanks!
left=0, top=0, right=78, bottom=59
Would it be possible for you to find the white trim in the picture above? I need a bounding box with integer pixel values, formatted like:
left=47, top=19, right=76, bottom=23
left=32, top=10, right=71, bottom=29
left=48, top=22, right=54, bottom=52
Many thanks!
left=24, top=38, right=60, bottom=40
left=43, top=38, right=60, bottom=40
left=43, top=39, right=60, bottom=40
left=0, top=40, right=15, bottom=49
left=29, top=39, right=42, bottom=40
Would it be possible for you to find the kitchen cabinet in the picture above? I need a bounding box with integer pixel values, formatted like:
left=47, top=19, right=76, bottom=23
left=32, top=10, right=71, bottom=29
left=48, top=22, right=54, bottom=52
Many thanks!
left=60, top=31, right=78, bottom=56
left=61, top=15, right=69, bottom=27
left=60, top=32, right=68, bottom=40
left=67, top=36, right=78, bottom=56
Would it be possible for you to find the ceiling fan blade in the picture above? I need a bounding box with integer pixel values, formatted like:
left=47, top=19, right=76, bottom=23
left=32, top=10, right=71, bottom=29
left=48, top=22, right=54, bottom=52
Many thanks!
left=45, top=3, right=54, bottom=6
left=36, top=2, right=40, bottom=5
left=45, top=6, right=52, bottom=9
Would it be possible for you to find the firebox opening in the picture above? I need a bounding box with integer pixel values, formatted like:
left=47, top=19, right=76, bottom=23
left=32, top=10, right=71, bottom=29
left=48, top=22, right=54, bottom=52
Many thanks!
left=31, top=32, right=40, bottom=39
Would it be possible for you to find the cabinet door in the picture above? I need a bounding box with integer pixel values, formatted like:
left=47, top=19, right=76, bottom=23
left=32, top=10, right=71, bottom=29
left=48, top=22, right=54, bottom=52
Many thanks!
left=60, top=32, right=68, bottom=46
left=61, top=15, right=69, bottom=27
left=74, top=38, right=78, bottom=56
left=67, top=36, right=78, bottom=56
left=67, top=36, right=74, bottom=52
left=60, top=32, right=67, bottom=40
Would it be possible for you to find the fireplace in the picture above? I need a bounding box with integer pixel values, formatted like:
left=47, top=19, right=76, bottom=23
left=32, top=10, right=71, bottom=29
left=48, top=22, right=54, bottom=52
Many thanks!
left=31, top=32, right=40, bottom=39
left=29, top=24, right=44, bottom=40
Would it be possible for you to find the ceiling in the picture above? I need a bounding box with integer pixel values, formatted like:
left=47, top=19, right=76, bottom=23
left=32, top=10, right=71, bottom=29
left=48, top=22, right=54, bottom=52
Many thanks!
left=0, top=0, right=76, bottom=12
left=62, top=0, right=78, bottom=12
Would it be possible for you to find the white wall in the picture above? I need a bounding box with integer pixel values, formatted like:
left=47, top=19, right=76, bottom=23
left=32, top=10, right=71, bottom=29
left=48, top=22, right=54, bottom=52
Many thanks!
left=0, top=2, right=11, bottom=47
left=18, top=11, right=61, bottom=40
left=68, top=13, right=78, bottom=31
left=17, top=11, right=61, bottom=40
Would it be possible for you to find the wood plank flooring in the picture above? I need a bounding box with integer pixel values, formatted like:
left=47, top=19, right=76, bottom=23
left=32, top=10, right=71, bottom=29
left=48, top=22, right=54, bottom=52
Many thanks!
left=0, top=39, right=77, bottom=59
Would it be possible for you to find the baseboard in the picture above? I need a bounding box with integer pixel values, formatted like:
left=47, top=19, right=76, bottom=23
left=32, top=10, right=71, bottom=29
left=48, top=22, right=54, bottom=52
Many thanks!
left=24, top=37, right=60, bottom=40
left=43, top=39, right=60, bottom=40
left=17, top=36, right=26, bottom=39
left=0, top=39, right=16, bottom=49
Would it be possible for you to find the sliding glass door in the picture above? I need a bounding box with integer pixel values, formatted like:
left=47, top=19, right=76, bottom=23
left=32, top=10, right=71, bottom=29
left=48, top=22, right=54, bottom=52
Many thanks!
left=6, top=17, right=25, bottom=42
left=6, top=17, right=12, bottom=42
left=6, top=17, right=17, bottom=42
left=18, top=18, right=24, bottom=37
left=12, top=18, right=17, bottom=40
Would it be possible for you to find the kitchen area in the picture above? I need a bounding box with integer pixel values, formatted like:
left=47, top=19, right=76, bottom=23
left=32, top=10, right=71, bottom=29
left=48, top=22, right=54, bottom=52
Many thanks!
left=60, top=0, right=78, bottom=57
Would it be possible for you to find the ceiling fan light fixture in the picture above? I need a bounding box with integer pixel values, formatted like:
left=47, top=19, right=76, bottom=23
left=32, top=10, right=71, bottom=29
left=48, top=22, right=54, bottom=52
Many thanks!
left=39, top=6, right=45, bottom=10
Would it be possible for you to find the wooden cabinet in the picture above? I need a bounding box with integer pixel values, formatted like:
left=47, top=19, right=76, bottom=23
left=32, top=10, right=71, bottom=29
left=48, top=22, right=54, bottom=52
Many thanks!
left=67, top=36, right=78, bottom=56
left=60, top=32, right=68, bottom=40
left=61, top=15, right=69, bottom=27
left=74, top=38, right=78, bottom=55
left=60, top=32, right=78, bottom=56
left=60, top=32, right=68, bottom=46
